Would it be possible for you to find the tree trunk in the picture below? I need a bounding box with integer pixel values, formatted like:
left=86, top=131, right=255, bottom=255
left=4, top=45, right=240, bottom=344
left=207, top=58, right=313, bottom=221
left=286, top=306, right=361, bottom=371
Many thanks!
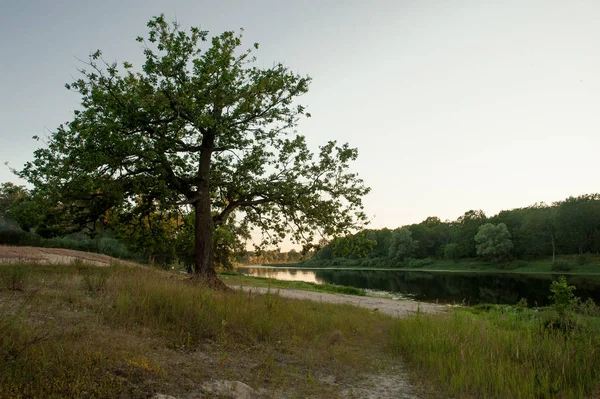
left=193, top=198, right=216, bottom=278
left=191, top=131, right=228, bottom=290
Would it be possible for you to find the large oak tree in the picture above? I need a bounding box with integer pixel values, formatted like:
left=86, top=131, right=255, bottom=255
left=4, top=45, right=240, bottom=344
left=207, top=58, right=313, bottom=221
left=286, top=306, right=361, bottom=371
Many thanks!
left=19, top=16, right=369, bottom=285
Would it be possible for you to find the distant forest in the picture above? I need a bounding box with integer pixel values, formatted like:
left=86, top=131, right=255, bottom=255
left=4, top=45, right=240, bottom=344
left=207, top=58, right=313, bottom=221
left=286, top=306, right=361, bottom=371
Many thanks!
left=2, top=182, right=599, bottom=269
left=307, top=194, right=600, bottom=267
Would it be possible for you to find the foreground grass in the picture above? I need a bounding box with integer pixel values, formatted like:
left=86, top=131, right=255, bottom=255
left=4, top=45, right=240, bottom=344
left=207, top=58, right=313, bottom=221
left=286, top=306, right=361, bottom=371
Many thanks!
left=2, top=262, right=599, bottom=398
left=0, top=262, right=392, bottom=398
left=391, top=305, right=600, bottom=398
left=220, top=272, right=366, bottom=296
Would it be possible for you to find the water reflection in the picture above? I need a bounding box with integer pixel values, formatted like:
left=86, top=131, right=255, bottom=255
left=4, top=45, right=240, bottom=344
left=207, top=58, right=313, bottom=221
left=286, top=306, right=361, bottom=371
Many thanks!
left=236, top=266, right=600, bottom=306
left=238, top=266, right=326, bottom=284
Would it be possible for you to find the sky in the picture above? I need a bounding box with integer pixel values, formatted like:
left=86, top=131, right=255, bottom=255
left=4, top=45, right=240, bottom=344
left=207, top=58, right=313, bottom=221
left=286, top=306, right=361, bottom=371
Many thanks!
left=2, top=0, right=600, bottom=241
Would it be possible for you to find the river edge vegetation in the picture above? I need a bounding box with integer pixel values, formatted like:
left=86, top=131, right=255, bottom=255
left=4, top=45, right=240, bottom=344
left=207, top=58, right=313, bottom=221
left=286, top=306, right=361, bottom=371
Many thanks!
left=254, top=258, right=600, bottom=275
left=1, top=262, right=599, bottom=398
left=300, top=194, right=600, bottom=273
left=220, top=272, right=366, bottom=296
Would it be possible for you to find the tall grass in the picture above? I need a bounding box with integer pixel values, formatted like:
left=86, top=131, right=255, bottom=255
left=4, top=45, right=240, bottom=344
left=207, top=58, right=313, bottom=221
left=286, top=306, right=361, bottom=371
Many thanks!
left=0, top=265, right=29, bottom=291
left=107, top=267, right=374, bottom=348
left=0, top=263, right=394, bottom=398
left=391, top=306, right=600, bottom=398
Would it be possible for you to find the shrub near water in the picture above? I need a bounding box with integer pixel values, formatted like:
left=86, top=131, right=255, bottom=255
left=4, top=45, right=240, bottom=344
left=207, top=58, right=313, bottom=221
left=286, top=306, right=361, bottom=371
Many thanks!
left=552, top=260, right=574, bottom=272
left=391, top=306, right=600, bottom=398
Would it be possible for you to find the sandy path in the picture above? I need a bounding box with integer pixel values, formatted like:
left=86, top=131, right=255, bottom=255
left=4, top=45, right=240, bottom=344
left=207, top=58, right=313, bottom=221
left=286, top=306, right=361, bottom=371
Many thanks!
left=237, top=286, right=446, bottom=318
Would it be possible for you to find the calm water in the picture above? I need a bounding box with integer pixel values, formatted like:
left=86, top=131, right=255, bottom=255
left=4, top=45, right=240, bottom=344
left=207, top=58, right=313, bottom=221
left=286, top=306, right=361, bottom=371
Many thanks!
left=236, top=266, right=600, bottom=306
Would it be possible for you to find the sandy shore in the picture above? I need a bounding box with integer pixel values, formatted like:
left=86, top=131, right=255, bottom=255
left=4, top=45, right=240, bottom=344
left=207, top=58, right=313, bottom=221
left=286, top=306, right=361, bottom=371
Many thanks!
left=238, top=286, right=447, bottom=318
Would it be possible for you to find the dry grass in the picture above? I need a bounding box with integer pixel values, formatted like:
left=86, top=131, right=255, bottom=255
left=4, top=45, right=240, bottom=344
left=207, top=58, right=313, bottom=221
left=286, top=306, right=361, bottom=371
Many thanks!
left=0, top=262, right=398, bottom=398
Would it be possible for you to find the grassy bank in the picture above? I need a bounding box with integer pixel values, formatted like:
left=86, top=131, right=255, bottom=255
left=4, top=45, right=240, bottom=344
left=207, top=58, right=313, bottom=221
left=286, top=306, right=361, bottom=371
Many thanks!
left=220, top=272, right=365, bottom=296
left=289, top=257, right=600, bottom=275
left=391, top=304, right=600, bottom=398
left=2, top=262, right=599, bottom=398
left=0, top=262, right=393, bottom=398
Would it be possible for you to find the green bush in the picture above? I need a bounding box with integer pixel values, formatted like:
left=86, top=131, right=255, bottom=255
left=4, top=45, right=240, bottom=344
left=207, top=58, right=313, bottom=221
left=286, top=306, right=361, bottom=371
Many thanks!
left=443, top=244, right=461, bottom=263
left=549, top=276, right=578, bottom=317
left=575, top=254, right=589, bottom=266
left=552, top=260, right=574, bottom=272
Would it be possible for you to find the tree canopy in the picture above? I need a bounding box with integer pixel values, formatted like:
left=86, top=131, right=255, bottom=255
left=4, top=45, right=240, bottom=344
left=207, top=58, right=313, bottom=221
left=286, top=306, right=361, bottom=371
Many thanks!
left=309, top=193, right=600, bottom=268
left=474, top=223, right=513, bottom=262
left=18, top=15, right=370, bottom=284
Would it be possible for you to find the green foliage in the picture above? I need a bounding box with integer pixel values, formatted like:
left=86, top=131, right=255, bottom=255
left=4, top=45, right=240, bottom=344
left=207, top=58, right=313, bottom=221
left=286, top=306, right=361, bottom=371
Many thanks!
left=454, top=210, right=487, bottom=258
left=387, top=228, right=418, bottom=263
left=329, top=231, right=376, bottom=259
left=18, top=15, right=369, bottom=275
left=554, top=194, right=600, bottom=255
left=551, top=260, right=574, bottom=272
left=0, top=183, right=42, bottom=232
left=549, top=276, right=577, bottom=317
left=575, top=253, right=589, bottom=266
left=443, top=243, right=461, bottom=262
left=474, top=223, right=513, bottom=261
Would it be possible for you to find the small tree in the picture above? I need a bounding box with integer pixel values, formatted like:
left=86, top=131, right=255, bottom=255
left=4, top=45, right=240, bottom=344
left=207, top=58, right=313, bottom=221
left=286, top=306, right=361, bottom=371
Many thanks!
left=474, top=223, right=513, bottom=262
left=549, top=276, right=577, bottom=319
left=18, top=16, right=369, bottom=286
left=0, top=183, right=40, bottom=232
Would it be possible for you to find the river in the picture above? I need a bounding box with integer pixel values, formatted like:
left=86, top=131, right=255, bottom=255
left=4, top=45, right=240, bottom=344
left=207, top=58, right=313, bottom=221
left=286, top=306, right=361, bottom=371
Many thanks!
left=236, top=266, right=600, bottom=306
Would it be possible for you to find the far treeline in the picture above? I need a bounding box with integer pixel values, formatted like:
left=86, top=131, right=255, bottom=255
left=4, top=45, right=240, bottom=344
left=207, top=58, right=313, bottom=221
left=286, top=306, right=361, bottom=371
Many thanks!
left=307, top=193, right=600, bottom=268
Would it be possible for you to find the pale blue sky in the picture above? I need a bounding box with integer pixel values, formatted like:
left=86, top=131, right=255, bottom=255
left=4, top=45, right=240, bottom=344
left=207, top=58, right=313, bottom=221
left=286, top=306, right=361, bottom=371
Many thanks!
left=2, top=0, right=599, bottom=236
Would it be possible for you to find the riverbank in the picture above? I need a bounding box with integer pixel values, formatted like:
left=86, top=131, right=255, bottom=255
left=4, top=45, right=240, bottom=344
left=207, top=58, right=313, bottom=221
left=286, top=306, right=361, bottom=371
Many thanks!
left=231, top=285, right=446, bottom=318
left=1, top=261, right=599, bottom=397
left=262, top=257, right=600, bottom=275
left=221, top=272, right=367, bottom=296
